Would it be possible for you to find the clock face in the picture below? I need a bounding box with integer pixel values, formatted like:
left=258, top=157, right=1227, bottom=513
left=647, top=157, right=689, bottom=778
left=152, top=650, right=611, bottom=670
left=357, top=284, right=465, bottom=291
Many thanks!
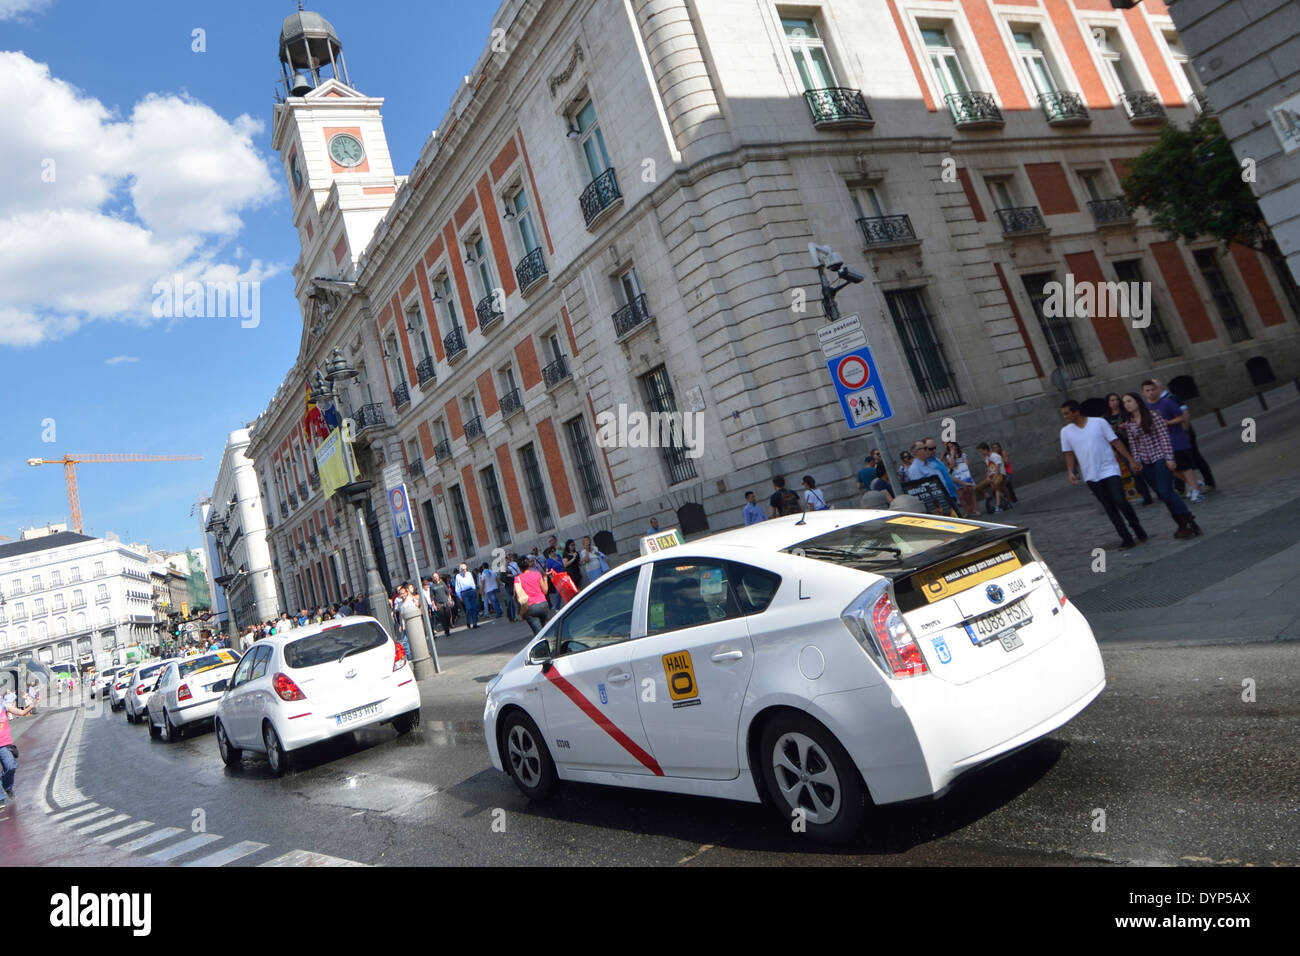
left=291, top=154, right=303, bottom=190
left=329, top=133, right=365, bottom=168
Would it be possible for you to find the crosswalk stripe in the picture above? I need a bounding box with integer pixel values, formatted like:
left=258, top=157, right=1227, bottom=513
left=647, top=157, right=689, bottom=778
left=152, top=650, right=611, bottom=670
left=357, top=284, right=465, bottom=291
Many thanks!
left=181, top=840, right=269, bottom=867
left=95, top=820, right=154, bottom=844
left=259, top=849, right=370, bottom=867
left=59, top=807, right=113, bottom=827
left=72, top=813, right=131, bottom=835
left=48, top=802, right=98, bottom=822
left=116, top=826, right=184, bottom=852
left=144, top=833, right=222, bottom=863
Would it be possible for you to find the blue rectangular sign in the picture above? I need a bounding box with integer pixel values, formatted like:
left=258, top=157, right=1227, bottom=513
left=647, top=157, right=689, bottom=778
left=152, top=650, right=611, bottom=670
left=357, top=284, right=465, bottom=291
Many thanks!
left=825, top=345, right=893, bottom=430
left=389, top=484, right=414, bottom=538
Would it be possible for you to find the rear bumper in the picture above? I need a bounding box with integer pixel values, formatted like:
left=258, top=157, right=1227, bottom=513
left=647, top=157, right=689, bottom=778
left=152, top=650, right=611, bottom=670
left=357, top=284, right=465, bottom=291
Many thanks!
left=274, top=679, right=421, bottom=752
left=174, top=698, right=221, bottom=725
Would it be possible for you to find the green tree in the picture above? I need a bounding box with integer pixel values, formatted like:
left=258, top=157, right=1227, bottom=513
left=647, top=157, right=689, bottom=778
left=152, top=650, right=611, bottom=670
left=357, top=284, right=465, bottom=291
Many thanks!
left=1121, top=112, right=1274, bottom=254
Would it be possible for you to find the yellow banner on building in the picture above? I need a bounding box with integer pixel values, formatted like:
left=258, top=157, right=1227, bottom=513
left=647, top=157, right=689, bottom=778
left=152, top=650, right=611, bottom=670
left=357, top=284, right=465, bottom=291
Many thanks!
left=315, top=427, right=357, bottom=499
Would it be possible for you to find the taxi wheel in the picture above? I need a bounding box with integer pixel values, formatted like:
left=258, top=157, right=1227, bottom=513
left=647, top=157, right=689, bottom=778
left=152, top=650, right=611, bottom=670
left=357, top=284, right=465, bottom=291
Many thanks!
left=162, top=710, right=178, bottom=743
left=216, top=721, right=242, bottom=769
left=392, top=710, right=420, bottom=735
left=263, top=722, right=291, bottom=777
left=147, top=713, right=161, bottom=739
left=759, top=714, right=866, bottom=845
left=501, top=710, right=557, bottom=801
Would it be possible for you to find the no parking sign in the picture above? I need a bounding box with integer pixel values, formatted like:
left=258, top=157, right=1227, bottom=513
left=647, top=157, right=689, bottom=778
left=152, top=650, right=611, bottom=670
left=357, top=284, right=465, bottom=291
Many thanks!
left=825, top=345, right=893, bottom=429
left=389, top=484, right=414, bottom=538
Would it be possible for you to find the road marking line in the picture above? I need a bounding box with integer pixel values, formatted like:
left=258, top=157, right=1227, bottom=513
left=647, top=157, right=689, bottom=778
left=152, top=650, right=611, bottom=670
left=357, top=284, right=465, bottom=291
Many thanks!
left=181, top=840, right=269, bottom=867
left=59, top=807, right=114, bottom=828
left=48, top=802, right=98, bottom=822
left=72, top=813, right=131, bottom=835
left=35, top=708, right=80, bottom=814
left=259, top=849, right=371, bottom=867
left=95, top=820, right=154, bottom=844
left=116, top=826, right=184, bottom=852
left=50, top=709, right=88, bottom=807
left=144, top=833, right=222, bottom=863
left=675, top=843, right=716, bottom=865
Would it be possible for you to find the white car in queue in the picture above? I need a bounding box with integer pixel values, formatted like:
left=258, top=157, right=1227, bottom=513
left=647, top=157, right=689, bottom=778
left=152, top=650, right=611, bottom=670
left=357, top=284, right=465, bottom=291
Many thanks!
left=123, top=660, right=174, bottom=724
left=214, top=616, right=420, bottom=776
left=484, top=510, right=1105, bottom=843
left=147, top=649, right=242, bottom=742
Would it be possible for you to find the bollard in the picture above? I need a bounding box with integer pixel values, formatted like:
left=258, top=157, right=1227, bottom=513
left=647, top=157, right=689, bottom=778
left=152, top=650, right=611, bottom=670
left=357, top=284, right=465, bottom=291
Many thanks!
left=1257, top=391, right=1268, bottom=411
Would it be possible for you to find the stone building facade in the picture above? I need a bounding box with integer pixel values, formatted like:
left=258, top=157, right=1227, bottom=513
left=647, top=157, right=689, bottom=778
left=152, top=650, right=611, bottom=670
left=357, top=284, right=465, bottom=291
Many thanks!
left=247, top=0, right=1299, bottom=599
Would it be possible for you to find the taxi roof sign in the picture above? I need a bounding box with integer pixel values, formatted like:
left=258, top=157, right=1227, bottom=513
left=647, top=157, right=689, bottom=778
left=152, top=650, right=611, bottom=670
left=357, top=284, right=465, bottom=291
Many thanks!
left=639, top=528, right=685, bottom=556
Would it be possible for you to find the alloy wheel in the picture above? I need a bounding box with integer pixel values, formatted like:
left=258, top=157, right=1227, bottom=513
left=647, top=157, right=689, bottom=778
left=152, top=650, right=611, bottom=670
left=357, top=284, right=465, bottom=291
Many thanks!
left=771, top=731, right=842, bottom=824
left=506, top=724, right=541, bottom=788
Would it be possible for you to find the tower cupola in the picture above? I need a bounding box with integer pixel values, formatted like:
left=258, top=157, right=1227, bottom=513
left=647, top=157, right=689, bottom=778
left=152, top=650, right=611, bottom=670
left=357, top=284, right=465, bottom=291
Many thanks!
left=278, top=5, right=351, bottom=98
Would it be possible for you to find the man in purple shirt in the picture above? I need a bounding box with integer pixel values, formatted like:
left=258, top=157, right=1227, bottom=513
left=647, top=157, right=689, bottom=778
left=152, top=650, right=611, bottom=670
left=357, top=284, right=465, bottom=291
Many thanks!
left=1142, top=380, right=1200, bottom=503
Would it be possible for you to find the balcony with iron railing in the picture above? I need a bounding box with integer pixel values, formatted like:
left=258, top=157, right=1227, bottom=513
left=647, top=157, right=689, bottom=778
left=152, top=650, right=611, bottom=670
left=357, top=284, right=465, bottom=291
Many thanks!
left=69, top=573, right=81, bottom=584
left=298, top=480, right=310, bottom=499
left=96, top=594, right=111, bottom=604
left=308, top=471, right=320, bottom=490
left=355, top=402, right=389, bottom=435
left=1088, top=198, right=1134, bottom=227
left=32, top=606, right=48, bottom=618
left=433, top=438, right=453, bottom=463
left=409, top=458, right=425, bottom=479
left=393, top=381, right=411, bottom=408
left=9, top=585, right=23, bottom=597
left=802, top=87, right=873, bottom=128
left=444, top=326, right=467, bottom=363
left=1039, top=90, right=1090, bottom=126
left=580, top=167, right=622, bottom=229
left=1121, top=91, right=1166, bottom=124
left=499, top=387, right=524, bottom=419
left=464, top=415, right=485, bottom=442
left=280, top=501, right=289, bottom=518
left=542, top=355, right=571, bottom=389
left=856, top=214, right=920, bottom=248
left=287, top=491, right=299, bottom=507
left=10, top=613, right=27, bottom=624
left=71, top=598, right=86, bottom=609
left=994, top=206, right=1048, bottom=237
left=945, top=91, right=1003, bottom=128
left=416, top=355, right=436, bottom=387
left=515, top=247, right=548, bottom=295
left=476, top=293, right=504, bottom=330
left=612, top=293, right=654, bottom=338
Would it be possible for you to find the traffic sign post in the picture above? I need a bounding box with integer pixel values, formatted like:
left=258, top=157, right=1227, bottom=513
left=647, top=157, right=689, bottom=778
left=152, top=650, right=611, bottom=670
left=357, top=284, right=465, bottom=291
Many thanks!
left=386, top=482, right=440, bottom=677
left=817, top=324, right=898, bottom=498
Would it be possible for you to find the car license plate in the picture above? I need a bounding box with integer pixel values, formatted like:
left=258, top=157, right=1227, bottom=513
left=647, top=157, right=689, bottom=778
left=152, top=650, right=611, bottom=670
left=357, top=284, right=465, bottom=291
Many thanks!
left=965, top=599, right=1032, bottom=647
left=335, top=702, right=381, bottom=726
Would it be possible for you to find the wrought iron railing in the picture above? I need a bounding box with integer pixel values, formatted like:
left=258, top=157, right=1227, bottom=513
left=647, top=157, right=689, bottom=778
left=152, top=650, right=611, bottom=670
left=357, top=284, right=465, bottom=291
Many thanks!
left=1121, top=90, right=1166, bottom=122
left=392, top=381, right=410, bottom=407
left=856, top=214, right=918, bottom=246
left=433, top=439, right=453, bottom=462
left=580, top=168, right=621, bottom=228
left=96, top=594, right=110, bottom=604
left=802, top=87, right=873, bottom=126
left=994, top=206, right=1048, bottom=236
left=612, top=293, right=653, bottom=337
left=71, top=599, right=86, bottom=609
left=1087, top=198, right=1133, bottom=226
left=355, top=402, right=388, bottom=433
left=464, top=415, right=485, bottom=441
left=298, top=480, right=310, bottom=499
left=476, top=293, right=504, bottom=329
left=1039, top=90, right=1089, bottom=124
left=280, top=501, right=289, bottom=518
left=416, top=355, right=436, bottom=386
left=945, top=91, right=1003, bottom=127
left=287, top=493, right=299, bottom=507
left=409, top=458, right=425, bottom=478
left=444, top=326, right=467, bottom=361
left=542, top=355, right=571, bottom=388
left=308, top=471, right=320, bottom=489
left=515, top=247, right=547, bottom=293
left=499, top=387, right=523, bottom=418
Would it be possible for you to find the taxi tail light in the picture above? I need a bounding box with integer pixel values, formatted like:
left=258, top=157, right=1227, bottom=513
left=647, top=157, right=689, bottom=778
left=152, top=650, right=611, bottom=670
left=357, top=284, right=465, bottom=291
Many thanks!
left=177, top=684, right=192, bottom=702
left=273, top=673, right=306, bottom=702
left=393, top=640, right=407, bottom=672
left=135, top=683, right=149, bottom=696
left=841, top=580, right=928, bottom=679
left=1027, top=536, right=1067, bottom=606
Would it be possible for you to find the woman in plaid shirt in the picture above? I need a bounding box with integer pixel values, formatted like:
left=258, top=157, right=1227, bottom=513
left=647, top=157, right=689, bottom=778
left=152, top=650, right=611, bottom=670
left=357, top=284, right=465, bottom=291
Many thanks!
left=1120, top=393, right=1201, bottom=538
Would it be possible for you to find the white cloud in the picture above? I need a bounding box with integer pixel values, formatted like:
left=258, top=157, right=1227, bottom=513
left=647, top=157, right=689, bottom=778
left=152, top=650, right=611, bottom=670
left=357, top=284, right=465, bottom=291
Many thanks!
left=0, top=0, right=50, bottom=21
left=0, top=52, right=284, bottom=347
left=105, top=355, right=140, bottom=365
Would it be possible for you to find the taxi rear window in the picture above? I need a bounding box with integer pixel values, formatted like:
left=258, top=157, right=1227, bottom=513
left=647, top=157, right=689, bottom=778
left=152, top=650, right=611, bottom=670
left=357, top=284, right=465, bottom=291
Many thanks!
left=179, top=652, right=239, bottom=678
left=785, top=515, right=991, bottom=569
left=285, top=622, right=388, bottom=669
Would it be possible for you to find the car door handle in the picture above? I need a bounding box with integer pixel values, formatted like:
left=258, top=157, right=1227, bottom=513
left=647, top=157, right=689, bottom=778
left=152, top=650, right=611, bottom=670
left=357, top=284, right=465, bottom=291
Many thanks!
left=711, top=650, right=744, bottom=662
left=607, top=672, right=632, bottom=684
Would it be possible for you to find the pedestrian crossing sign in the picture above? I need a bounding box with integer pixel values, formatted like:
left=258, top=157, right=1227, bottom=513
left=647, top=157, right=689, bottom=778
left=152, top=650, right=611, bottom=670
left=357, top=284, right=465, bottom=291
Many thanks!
left=825, top=345, right=893, bottom=430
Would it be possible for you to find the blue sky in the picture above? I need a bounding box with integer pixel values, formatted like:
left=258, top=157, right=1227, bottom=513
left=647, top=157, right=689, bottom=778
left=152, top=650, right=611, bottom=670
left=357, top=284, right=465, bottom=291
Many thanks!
left=0, top=0, right=497, bottom=551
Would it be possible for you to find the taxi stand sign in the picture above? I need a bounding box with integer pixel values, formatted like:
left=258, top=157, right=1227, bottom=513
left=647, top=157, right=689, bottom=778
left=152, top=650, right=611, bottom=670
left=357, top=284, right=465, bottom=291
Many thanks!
left=639, top=528, right=685, bottom=556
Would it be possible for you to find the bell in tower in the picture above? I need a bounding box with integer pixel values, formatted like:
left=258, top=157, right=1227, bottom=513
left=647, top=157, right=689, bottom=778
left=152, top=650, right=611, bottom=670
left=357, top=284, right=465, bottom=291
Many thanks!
left=278, top=4, right=351, bottom=99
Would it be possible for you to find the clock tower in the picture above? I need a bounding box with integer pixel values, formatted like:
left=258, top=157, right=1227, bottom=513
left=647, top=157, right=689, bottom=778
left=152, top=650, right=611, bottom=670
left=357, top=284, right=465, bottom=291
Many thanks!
left=270, top=7, right=402, bottom=308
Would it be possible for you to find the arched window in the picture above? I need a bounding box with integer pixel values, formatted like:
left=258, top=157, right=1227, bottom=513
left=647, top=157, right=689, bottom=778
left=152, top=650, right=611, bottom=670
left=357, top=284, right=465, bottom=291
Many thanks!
left=37, top=621, right=48, bottom=641
left=57, top=616, right=68, bottom=635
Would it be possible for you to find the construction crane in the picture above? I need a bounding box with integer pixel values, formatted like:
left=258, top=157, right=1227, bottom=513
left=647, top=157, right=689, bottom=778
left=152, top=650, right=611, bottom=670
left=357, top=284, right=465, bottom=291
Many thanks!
left=26, top=454, right=203, bottom=534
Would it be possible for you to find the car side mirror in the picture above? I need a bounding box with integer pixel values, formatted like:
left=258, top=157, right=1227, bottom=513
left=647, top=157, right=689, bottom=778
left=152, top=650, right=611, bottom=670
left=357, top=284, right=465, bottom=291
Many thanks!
left=526, top=640, right=552, bottom=666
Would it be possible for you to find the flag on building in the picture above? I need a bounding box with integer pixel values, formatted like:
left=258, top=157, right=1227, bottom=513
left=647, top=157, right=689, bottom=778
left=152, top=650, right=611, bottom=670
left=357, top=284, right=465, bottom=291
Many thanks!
left=302, top=384, right=328, bottom=444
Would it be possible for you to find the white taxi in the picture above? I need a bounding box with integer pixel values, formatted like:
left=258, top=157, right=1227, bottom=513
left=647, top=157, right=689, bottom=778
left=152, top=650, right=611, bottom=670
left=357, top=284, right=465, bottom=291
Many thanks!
left=146, top=649, right=242, bottom=742
left=213, top=617, right=420, bottom=776
left=123, top=660, right=174, bottom=724
left=484, top=511, right=1105, bottom=843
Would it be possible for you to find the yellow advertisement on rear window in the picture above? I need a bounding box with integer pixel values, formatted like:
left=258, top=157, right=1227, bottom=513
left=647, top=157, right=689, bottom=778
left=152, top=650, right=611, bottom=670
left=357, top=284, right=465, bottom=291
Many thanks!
left=914, top=545, right=1022, bottom=603
left=887, top=516, right=978, bottom=534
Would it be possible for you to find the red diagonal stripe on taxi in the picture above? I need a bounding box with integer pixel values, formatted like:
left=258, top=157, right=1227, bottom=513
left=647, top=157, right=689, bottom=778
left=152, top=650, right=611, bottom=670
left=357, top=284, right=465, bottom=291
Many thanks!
left=542, top=666, right=663, bottom=776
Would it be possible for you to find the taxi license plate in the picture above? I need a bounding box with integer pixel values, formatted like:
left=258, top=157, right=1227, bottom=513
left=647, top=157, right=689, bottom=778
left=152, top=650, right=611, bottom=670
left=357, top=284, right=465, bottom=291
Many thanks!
left=965, top=599, right=1032, bottom=648
left=335, top=702, right=381, bottom=726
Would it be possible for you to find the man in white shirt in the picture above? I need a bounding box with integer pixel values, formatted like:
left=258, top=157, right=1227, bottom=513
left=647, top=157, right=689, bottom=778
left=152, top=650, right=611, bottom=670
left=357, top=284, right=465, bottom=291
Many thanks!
left=1060, top=400, right=1147, bottom=549
left=454, top=564, right=481, bottom=629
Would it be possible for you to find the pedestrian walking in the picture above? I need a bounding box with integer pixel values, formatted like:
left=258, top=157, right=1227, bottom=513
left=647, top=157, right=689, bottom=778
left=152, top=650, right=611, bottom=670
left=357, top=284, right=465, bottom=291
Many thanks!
left=428, top=573, right=454, bottom=637
left=1059, top=399, right=1148, bottom=549
left=480, top=563, right=502, bottom=618
left=768, top=476, right=803, bottom=517
left=578, top=537, right=608, bottom=586
left=1107, top=393, right=1153, bottom=505
left=1142, top=380, right=1202, bottom=503
left=990, top=442, right=1018, bottom=504
left=392, top=586, right=413, bottom=659
left=454, top=564, right=481, bottom=629
left=500, top=554, right=520, bottom=622
left=543, top=547, right=567, bottom=609
left=1153, top=378, right=1216, bottom=494
left=0, top=692, right=33, bottom=806
left=943, top=441, right=978, bottom=517
left=645, top=517, right=662, bottom=536
left=742, top=491, right=767, bottom=525
left=975, top=442, right=1009, bottom=513
left=515, top=557, right=552, bottom=636
left=801, top=475, right=830, bottom=511
left=1120, top=393, right=1201, bottom=538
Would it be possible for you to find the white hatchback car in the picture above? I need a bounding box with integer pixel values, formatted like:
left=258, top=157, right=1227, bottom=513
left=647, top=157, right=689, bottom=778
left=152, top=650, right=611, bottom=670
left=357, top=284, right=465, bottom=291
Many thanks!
left=214, top=617, right=420, bottom=776
left=147, top=649, right=242, bottom=742
left=484, top=511, right=1105, bottom=843
left=124, top=660, right=173, bottom=724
